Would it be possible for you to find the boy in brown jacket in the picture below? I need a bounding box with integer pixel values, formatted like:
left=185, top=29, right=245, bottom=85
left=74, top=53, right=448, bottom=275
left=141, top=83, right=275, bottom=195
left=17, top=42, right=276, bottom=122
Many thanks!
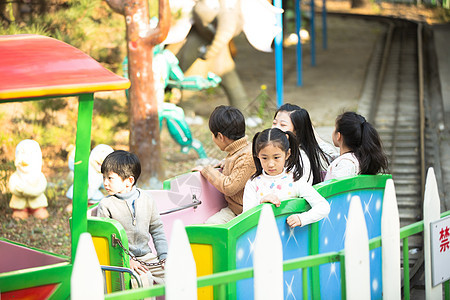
left=193, top=105, right=256, bottom=224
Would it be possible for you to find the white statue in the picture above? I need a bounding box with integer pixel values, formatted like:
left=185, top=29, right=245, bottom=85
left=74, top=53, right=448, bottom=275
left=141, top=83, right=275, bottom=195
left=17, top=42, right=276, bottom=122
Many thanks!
left=8, top=139, right=48, bottom=220
left=65, top=144, right=114, bottom=213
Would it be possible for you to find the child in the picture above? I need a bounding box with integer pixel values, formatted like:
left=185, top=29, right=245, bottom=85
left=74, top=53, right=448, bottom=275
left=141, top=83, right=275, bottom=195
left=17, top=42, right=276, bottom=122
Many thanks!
left=193, top=105, right=256, bottom=224
left=324, top=112, right=388, bottom=180
left=243, top=128, right=330, bottom=228
left=96, top=150, right=168, bottom=289
left=272, top=103, right=336, bottom=185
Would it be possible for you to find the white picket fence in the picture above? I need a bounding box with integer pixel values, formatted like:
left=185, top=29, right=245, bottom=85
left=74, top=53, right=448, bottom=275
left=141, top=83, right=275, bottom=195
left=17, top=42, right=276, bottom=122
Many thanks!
left=72, top=167, right=446, bottom=300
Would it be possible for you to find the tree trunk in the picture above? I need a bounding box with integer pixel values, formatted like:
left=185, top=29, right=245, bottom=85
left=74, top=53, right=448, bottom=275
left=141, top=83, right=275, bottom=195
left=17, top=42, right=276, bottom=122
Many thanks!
left=107, top=0, right=170, bottom=187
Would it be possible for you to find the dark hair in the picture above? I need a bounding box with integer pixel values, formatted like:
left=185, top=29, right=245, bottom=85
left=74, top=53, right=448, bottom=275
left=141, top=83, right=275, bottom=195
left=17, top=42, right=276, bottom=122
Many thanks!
left=335, top=112, right=388, bottom=175
left=209, top=105, right=245, bottom=140
left=274, top=103, right=330, bottom=184
left=251, top=128, right=303, bottom=181
left=101, top=150, right=141, bottom=185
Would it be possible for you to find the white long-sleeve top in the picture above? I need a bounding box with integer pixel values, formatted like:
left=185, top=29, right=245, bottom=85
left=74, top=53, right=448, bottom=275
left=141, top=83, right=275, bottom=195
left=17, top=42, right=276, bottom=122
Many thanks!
left=323, top=152, right=360, bottom=181
left=242, top=170, right=330, bottom=227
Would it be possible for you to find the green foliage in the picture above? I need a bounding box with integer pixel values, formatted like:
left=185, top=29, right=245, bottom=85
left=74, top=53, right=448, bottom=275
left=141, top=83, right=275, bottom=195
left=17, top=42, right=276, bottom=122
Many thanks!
left=1, top=0, right=126, bottom=71
left=0, top=161, right=14, bottom=197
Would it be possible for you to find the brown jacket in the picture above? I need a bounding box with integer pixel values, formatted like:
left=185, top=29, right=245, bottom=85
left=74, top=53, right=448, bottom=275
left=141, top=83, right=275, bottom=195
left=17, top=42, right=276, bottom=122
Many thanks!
left=201, top=136, right=256, bottom=215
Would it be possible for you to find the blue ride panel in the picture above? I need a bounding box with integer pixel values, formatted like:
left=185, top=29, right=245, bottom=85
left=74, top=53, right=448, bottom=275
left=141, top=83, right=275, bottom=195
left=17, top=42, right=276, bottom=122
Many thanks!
left=318, top=189, right=384, bottom=300
left=235, top=213, right=310, bottom=299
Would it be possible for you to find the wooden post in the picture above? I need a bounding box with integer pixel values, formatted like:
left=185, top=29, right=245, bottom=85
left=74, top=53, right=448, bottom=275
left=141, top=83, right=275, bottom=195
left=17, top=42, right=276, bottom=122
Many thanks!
left=423, top=167, right=442, bottom=300
left=381, top=179, right=401, bottom=299
left=253, top=205, right=283, bottom=299
left=345, top=196, right=370, bottom=299
left=165, top=219, right=197, bottom=300
left=71, top=233, right=104, bottom=299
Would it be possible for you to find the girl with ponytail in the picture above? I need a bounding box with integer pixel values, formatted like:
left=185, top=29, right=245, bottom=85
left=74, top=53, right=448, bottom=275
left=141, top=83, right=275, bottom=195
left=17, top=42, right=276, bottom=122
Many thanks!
left=324, top=112, right=388, bottom=181
left=243, top=128, right=330, bottom=228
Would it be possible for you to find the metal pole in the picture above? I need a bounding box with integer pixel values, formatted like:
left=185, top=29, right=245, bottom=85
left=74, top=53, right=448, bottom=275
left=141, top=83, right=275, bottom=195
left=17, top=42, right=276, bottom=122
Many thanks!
left=310, top=0, right=316, bottom=66
left=322, top=0, right=327, bottom=50
left=296, top=0, right=303, bottom=86
left=274, top=0, right=284, bottom=107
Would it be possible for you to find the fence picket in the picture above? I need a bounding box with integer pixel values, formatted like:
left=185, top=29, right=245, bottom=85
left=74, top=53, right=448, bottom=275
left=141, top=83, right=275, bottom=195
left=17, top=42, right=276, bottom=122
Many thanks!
left=423, top=167, right=442, bottom=300
left=165, top=219, right=197, bottom=300
left=381, top=179, right=401, bottom=299
left=71, top=232, right=104, bottom=299
left=345, top=196, right=370, bottom=300
left=253, top=205, right=284, bottom=300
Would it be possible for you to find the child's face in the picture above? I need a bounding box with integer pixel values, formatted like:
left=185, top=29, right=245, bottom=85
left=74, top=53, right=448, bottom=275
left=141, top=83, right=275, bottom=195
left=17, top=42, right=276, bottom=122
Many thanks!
left=258, top=143, right=290, bottom=176
left=332, top=126, right=340, bottom=148
left=103, top=171, right=133, bottom=195
left=272, top=111, right=295, bottom=135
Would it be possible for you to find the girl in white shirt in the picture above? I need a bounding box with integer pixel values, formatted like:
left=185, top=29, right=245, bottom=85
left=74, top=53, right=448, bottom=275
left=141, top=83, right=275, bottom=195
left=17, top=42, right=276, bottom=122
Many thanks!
left=243, top=128, right=330, bottom=228
left=324, top=112, right=388, bottom=181
left=272, top=103, right=335, bottom=184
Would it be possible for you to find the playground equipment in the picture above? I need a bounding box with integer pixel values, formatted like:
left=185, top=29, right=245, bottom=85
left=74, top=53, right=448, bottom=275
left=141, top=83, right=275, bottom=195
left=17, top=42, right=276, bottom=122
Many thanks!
left=0, top=34, right=129, bottom=298
left=86, top=172, right=391, bottom=298
left=123, top=45, right=221, bottom=159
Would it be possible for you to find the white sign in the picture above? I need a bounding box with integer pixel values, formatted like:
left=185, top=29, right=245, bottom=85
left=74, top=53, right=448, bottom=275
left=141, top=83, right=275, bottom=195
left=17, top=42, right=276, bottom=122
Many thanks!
left=430, top=215, right=450, bottom=286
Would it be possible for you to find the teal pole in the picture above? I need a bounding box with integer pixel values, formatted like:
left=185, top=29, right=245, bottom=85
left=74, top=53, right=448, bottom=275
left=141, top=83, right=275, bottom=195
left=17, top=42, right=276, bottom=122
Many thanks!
left=296, top=0, right=303, bottom=86
left=274, top=0, right=284, bottom=107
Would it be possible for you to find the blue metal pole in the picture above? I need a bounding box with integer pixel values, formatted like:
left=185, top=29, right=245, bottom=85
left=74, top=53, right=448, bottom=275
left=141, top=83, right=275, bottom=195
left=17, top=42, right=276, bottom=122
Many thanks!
left=322, top=0, right=327, bottom=50
left=274, top=0, right=284, bottom=107
left=296, top=0, right=303, bottom=86
left=310, top=0, right=316, bottom=66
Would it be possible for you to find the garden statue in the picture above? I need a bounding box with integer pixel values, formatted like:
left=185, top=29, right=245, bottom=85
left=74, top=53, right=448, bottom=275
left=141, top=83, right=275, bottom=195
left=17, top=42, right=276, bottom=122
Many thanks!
left=65, top=144, right=114, bottom=213
left=123, top=44, right=221, bottom=158
left=167, top=0, right=283, bottom=111
left=8, top=139, right=48, bottom=220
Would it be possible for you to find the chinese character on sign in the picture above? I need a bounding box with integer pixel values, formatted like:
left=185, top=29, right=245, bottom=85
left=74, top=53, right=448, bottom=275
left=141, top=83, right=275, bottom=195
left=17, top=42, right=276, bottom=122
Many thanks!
left=439, top=226, right=450, bottom=253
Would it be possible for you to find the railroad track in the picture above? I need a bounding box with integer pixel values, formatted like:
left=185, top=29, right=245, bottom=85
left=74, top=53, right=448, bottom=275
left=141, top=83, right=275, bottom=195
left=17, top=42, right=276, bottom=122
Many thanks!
left=359, top=18, right=428, bottom=286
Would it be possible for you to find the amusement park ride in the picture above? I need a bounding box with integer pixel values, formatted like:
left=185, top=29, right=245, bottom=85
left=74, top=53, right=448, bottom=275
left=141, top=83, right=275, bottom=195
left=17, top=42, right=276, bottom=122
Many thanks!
left=0, top=33, right=395, bottom=300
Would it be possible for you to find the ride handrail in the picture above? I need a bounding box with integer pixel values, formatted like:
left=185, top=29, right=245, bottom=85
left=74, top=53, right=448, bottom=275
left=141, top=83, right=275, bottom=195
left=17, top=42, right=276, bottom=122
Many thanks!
left=100, top=265, right=142, bottom=291
left=159, top=195, right=202, bottom=215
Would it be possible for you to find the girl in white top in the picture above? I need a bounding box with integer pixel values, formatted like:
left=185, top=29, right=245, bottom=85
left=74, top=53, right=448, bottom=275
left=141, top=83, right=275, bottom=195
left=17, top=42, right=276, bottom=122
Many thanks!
left=243, top=128, right=330, bottom=228
left=324, top=112, right=388, bottom=181
left=272, top=103, right=335, bottom=184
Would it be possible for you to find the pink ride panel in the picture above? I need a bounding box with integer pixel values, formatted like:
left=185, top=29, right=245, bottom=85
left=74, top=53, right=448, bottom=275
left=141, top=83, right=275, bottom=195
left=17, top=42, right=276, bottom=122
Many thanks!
left=148, top=172, right=227, bottom=245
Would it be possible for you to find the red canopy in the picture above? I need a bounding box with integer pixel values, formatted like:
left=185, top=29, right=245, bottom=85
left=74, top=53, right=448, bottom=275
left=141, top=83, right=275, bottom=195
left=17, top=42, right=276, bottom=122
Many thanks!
left=0, top=34, right=129, bottom=100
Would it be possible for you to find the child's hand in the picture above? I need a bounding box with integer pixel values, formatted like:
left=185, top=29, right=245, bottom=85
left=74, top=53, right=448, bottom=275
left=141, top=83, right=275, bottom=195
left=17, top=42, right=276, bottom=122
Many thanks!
left=286, top=214, right=302, bottom=228
left=215, top=160, right=225, bottom=169
left=130, top=259, right=148, bottom=275
left=261, top=194, right=281, bottom=207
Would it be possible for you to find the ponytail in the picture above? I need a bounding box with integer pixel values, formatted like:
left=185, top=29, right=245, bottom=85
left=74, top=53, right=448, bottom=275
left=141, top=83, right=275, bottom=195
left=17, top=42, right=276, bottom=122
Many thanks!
left=336, top=112, right=388, bottom=175
left=285, top=130, right=303, bottom=181
left=357, top=121, right=388, bottom=174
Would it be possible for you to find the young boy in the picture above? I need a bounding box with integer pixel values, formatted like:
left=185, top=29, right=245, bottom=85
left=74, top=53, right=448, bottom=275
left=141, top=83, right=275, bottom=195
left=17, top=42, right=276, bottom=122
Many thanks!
left=193, top=105, right=256, bottom=224
left=97, top=150, right=167, bottom=289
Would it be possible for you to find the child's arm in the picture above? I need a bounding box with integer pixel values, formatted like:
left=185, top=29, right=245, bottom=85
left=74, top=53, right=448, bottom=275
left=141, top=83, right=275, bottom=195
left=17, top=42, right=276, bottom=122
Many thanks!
left=96, top=201, right=111, bottom=218
left=242, top=180, right=258, bottom=212
left=149, top=200, right=168, bottom=260
left=201, top=153, right=255, bottom=197
left=287, top=180, right=330, bottom=228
